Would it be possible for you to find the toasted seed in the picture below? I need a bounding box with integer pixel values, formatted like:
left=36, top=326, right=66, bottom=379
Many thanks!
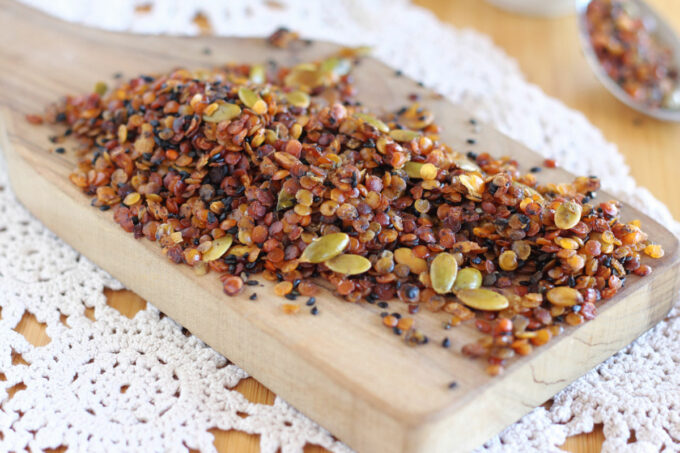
left=554, top=201, right=582, bottom=230
left=546, top=286, right=583, bottom=307
left=123, top=192, right=141, bottom=206
left=252, top=99, right=268, bottom=115
left=389, top=129, right=420, bottom=142
left=498, top=250, right=518, bottom=271
left=249, top=64, right=266, bottom=83
left=419, top=163, right=438, bottom=180
left=203, top=103, right=241, bottom=122
left=404, top=162, right=425, bottom=179
left=394, top=248, right=428, bottom=274
left=285, top=90, right=311, bottom=108
left=238, top=87, right=261, bottom=109
left=277, top=188, right=295, bottom=211
left=459, top=174, right=485, bottom=196
left=202, top=235, right=233, bottom=262
left=355, top=113, right=389, bottom=133
left=453, top=267, right=483, bottom=290
left=456, top=289, right=509, bottom=311
left=430, top=252, right=458, bottom=294
left=321, top=57, right=352, bottom=76
left=403, top=162, right=437, bottom=180
left=300, top=233, right=350, bottom=263
left=326, top=254, right=371, bottom=275
left=94, top=81, right=108, bottom=96
left=453, top=159, right=481, bottom=172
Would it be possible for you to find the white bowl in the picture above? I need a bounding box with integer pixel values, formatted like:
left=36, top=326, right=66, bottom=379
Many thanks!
left=485, top=0, right=575, bottom=17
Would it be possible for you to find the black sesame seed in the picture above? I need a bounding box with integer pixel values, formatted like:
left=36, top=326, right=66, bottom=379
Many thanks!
left=306, top=297, right=316, bottom=306
left=99, top=205, right=110, bottom=211
left=377, top=301, right=388, bottom=309
left=393, top=327, right=403, bottom=335
left=55, top=147, right=65, bottom=154
left=442, top=337, right=451, bottom=348
left=391, top=312, right=402, bottom=319
left=448, top=381, right=458, bottom=389
left=466, top=138, right=476, bottom=145
left=380, top=312, right=388, bottom=318
left=530, top=166, right=541, bottom=173
left=311, top=306, right=319, bottom=315
left=249, top=293, right=258, bottom=300
left=245, top=280, right=258, bottom=286
left=466, top=151, right=478, bottom=160
left=284, top=293, right=297, bottom=300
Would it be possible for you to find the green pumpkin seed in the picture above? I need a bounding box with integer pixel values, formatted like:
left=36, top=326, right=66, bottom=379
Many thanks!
left=389, top=129, right=420, bottom=142
left=238, top=87, right=261, bottom=109
left=403, top=162, right=424, bottom=179
left=402, top=161, right=436, bottom=180
left=94, top=81, right=108, bottom=96
left=203, top=103, right=241, bottom=123
left=546, top=286, right=583, bottom=307
left=321, top=57, right=352, bottom=77
left=453, top=267, right=483, bottom=291
left=300, top=233, right=350, bottom=263
left=202, top=235, right=233, bottom=262
left=284, top=64, right=323, bottom=89
left=554, top=201, right=582, bottom=230
left=355, top=113, right=389, bottom=133
left=277, top=188, right=294, bottom=211
left=456, top=288, right=509, bottom=311
left=453, top=158, right=481, bottom=172
left=249, top=64, right=266, bottom=84
left=285, top=90, right=311, bottom=109
left=430, top=252, right=458, bottom=294
left=325, top=254, right=371, bottom=275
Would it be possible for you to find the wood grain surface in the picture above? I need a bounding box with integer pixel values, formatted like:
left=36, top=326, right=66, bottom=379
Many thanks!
left=4, top=0, right=680, bottom=451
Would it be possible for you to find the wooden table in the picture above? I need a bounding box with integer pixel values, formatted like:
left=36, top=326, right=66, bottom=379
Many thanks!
left=10, top=0, right=679, bottom=451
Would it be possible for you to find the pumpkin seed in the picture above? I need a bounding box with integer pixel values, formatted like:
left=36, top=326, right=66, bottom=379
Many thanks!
left=277, top=188, right=295, bottom=211
left=300, top=233, right=349, bottom=263
left=394, top=248, right=428, bottom=274
left=554, top=201, right=582, bottom=230
left=203, top=103, right=241, bottom=123
left=321, top=57, right=352, bottom=77
left=453, top=159, right=481, bottom=172
left=238, top=86, right=261, bottom=109
left=453, top=267, right=483, bottom=290
left=404, top=162, right=425, bottom=179
left=202, top=235, right=233, bottom=262
left=355, top=113, right=389, bottom=133
left=389, top=129, right=420, bottom=142
left=546, top=286, right=583, bottom=307
left=285, top=90, right=311, bottom=109
left=249, top=64, right=266, bottom=84
left=94, top=81, right=108, bottom=96
left=456, top=288, right=509, bottom=311
left=459, top=174, right=485, bottom=197
left=325, top=254, right=371, bottom=275
left=403, top=161, right=437, bottom=180
left=284, top=65, right=323, bottom=89
left=514, top=182, right=545, bottom=202
left=430, top=252, right=458, bottom=294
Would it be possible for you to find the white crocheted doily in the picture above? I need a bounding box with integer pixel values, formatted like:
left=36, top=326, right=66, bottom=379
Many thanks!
left=2, top=1, right=679, bottom=452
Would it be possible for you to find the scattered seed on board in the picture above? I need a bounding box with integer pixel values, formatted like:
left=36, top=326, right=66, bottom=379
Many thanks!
left=33, top=38, right=663, bottom=378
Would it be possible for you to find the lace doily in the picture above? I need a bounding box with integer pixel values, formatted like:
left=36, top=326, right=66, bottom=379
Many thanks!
left=2, top=1, right=679, bottom=452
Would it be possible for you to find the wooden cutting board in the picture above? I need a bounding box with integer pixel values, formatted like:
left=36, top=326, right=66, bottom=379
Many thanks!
left=1, top=2, right=679, bottom=451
